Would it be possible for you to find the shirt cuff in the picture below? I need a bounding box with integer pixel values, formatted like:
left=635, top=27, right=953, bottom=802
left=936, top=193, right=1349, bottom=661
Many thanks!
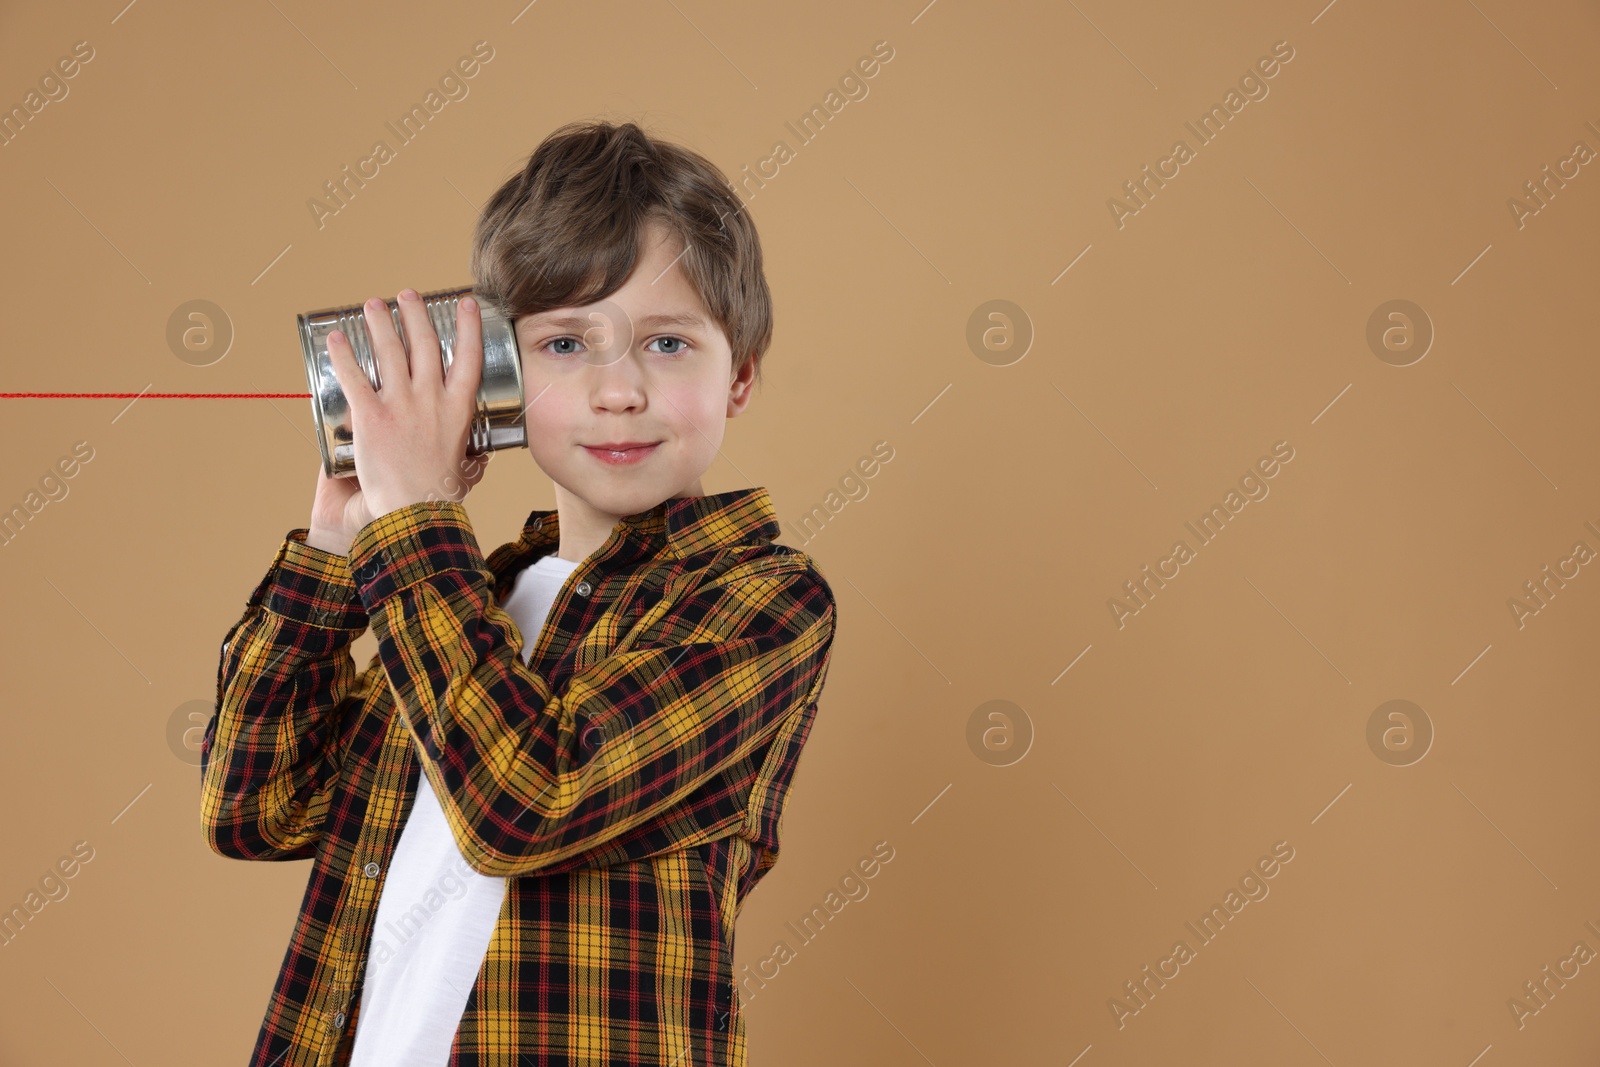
left=256, top=530, right=369, bottom=630
left=348, top=500, right=489, bottom=616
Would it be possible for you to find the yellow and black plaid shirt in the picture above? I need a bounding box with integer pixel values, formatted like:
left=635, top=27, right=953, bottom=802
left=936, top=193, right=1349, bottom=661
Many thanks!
left=200, top=486, right=837, bottom=1066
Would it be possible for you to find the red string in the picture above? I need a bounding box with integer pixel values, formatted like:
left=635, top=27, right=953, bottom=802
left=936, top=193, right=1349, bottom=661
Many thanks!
left=0, top=392, right=313, bottom=398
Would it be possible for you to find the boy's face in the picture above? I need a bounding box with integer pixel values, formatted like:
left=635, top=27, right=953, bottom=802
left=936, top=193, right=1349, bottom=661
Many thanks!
left=511, top=220, right=757, bottom=547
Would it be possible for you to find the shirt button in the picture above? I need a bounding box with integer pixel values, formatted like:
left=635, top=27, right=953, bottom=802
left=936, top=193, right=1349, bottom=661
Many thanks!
left=575, top=580, right=592, bottom=596
left=531, top=517, right=544, bottom=532
left=363, top=862, right=380, bottom=878
left=333, top=1010, right=346, bottom=1029
left=222, top=642, right=230, bottom=657
left=356, top=557, right=382, bottom=582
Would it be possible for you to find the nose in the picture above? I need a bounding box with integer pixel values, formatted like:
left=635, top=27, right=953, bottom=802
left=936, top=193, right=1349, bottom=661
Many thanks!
left=587, top=349, right=650, bottom=411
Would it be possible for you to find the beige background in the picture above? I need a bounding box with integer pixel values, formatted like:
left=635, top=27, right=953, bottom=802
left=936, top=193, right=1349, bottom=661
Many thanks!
left=1, top=0, right=1598, bottom=1063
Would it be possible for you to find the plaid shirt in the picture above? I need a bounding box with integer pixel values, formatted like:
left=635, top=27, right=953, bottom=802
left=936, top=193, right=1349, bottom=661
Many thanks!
left=200, top=486, right=837, bottom=1066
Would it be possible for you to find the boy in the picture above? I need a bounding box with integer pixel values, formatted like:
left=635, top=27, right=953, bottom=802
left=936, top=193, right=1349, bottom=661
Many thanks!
left=201, top=120, right=838, bottom=1067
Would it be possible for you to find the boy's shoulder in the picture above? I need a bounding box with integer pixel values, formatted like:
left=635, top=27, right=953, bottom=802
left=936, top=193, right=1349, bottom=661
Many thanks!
left=690, top=538, right=832, bottom=599
left=657, top=486, right=833, bottom=604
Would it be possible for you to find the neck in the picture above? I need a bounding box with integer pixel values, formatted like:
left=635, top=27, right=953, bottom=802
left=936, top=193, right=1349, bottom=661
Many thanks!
left=552, top=477, right=706, bottom=562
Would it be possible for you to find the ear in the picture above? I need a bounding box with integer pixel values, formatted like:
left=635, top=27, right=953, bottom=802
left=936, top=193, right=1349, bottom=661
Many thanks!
left=726, top=354, right=758, bottom=418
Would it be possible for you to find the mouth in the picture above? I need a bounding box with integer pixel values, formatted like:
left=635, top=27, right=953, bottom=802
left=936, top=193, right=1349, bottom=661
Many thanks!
left=581, top=441, right=661, bottom=465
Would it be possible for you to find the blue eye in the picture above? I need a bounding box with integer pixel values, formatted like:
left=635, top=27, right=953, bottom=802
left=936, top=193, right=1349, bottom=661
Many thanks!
left=539, top=335, right=690, bottom=357
left=648, top=336, right=690, bottom=356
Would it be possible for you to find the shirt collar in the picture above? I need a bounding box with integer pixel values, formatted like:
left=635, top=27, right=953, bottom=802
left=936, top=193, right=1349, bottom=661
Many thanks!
left=515, top=486, right=782, bottom=563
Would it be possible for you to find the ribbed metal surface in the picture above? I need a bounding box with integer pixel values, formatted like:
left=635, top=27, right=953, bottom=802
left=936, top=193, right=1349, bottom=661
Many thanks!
left=295, top=286, right=527, bottom=478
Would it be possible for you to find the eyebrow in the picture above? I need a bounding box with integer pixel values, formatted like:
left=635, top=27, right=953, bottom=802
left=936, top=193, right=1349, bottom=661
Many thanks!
left=524, top=310, right=710, bottom=333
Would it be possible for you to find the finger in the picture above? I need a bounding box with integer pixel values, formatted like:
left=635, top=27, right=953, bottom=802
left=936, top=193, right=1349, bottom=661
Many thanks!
left=396, top=287, right=444, bottom=390
left=363, top=296, right=411, bottom=396
left=449, top=294, right=486, bottom=407
left=325, top=327, right=374, bottom=416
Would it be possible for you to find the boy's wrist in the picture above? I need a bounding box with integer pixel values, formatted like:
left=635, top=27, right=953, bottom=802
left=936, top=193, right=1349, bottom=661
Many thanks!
left=304, top=526, right=352, bottom=556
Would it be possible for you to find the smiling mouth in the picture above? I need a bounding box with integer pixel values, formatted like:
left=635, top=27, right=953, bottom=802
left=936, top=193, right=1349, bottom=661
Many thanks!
left=581, top=442, right=661, bottom=465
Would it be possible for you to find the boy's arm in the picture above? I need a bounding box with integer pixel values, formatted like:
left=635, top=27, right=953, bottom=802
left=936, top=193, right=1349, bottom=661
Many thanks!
left=348, top=499, right=837, bottom=879
left=199, top=530, right=372, bottom=861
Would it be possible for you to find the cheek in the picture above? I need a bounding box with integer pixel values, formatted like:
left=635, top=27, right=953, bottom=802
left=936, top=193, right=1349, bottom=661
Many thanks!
left=654, top=375, right=727, bottom=429
left=521, top=385, right=580, bottom=450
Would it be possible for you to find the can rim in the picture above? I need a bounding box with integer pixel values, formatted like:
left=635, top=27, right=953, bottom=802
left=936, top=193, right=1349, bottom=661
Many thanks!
left=296, top=312, right=335, bottom=478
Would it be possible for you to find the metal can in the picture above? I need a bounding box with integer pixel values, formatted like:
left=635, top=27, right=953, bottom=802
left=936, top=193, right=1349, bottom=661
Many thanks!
left=297, top=285, right=527, bottom=478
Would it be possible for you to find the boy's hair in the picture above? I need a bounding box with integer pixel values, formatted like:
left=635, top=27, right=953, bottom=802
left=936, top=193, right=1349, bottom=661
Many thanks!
left=470, top=120, right=772, bottom=387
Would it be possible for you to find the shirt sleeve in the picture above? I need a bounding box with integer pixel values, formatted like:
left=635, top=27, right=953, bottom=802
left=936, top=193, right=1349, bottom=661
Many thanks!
left=200, top=530, right=373, bottom=862
left=347, top=500, right=838, bottom=879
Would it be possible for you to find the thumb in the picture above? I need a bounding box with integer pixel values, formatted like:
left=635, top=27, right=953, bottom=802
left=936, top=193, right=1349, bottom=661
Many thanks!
left=460, top=454, right=489, bottom=491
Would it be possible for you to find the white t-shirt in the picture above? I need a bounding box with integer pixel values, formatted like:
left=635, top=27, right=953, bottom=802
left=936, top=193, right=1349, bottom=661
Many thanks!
left=348, top=551, right=582, bottom=1067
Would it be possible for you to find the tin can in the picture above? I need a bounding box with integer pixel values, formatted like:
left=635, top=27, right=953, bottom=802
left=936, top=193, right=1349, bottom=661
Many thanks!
left=297, top=285, right=527, bottom=478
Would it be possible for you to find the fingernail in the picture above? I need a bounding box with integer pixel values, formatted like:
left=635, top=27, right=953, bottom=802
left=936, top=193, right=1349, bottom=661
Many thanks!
left=329, top=328, right=345, bottom=344
left=460, top=296, right=476, bottom=312
left=400, top=288, right=418, bottom=301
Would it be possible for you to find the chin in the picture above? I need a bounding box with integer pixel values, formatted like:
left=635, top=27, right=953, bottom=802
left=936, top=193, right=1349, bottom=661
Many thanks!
left=573, top=479, right=670, bottom=517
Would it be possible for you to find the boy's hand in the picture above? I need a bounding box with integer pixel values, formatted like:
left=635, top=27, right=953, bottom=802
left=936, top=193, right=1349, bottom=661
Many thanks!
left=323, top=289, right=487, bottom=525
